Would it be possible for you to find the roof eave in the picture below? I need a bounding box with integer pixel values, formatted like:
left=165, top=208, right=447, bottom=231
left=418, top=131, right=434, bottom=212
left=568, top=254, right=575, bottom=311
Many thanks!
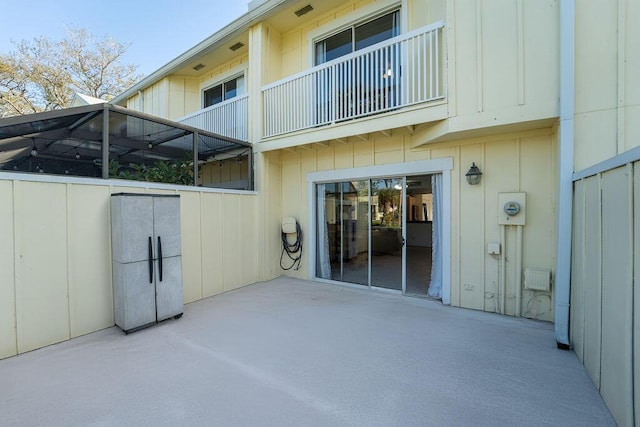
left=111, top=0, right=296, bottom=106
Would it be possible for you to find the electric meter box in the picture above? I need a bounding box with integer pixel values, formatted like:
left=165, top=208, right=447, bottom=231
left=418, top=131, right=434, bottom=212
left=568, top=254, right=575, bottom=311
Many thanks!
left=498, top=193, right=526, bottom=225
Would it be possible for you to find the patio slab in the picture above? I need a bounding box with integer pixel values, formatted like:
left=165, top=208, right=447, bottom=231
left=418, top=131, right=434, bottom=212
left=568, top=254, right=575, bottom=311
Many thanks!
left=1, top=277, right=614, bottom=426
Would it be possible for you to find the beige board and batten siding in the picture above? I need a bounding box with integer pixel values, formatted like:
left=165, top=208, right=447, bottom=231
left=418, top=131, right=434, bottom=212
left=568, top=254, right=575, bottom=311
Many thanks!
left=571, top=163, right=638, bottom=427
left=0, top=177, right=259, bottom=359
left=270, top=128, right=557, bottom=321
left=573, top=0, right=640, bottom=170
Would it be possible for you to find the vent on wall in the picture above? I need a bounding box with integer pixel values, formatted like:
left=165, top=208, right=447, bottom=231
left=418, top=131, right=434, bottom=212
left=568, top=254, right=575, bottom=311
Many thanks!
left=524, top=268, right=551, bottom=292
left=294, top=4, right=313, bottom=17
left=229, top=42, right=245, bottom=51
left=192, top=64, right=205, bottom=71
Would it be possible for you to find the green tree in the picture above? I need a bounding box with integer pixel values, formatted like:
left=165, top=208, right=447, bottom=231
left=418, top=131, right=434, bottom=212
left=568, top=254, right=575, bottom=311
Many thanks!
left=0, top=27, right=142, bottom=117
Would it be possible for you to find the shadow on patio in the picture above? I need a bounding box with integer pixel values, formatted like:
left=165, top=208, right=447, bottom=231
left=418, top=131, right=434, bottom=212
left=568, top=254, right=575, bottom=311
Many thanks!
left=0, top=277, right=613, bottom=426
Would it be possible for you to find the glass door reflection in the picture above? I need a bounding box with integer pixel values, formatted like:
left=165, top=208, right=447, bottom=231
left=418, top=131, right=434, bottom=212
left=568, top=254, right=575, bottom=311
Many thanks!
left=317, top=181, right=369, bottom=285
left=371, top=178, right=403, bottom=290
left=341, top=180, right=369, bottom=285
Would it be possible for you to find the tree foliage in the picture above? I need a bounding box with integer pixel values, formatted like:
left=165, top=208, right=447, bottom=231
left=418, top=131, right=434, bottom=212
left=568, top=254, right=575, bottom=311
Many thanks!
left=0, top=27, right=142, bottom=117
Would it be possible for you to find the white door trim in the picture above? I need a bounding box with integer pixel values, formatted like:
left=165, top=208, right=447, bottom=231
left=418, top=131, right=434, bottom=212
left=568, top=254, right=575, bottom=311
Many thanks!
left=307, top=158, right=453, bottom=304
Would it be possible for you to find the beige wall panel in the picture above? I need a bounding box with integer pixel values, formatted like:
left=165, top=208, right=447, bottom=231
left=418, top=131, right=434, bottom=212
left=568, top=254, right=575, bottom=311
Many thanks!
left=459, top=144, right=486, bottom=311
left=200, top=163, right=214, bottom=186
left=282, top=162, right=301, bottom=220
left=316, top=147, right=335, bottom=171
left=184, top=79, right=200, bottom=116
left=334, top=143, right=354, bottom=170
left=179, top=191, right=203, bottom=303
left=67, top=184, right=113, bottom=338
left=222, top=195, right=243, bottom=291
left=201, top=193, right=224, bottom=297
left=484, top=140, right=518, bottom=315
left=14, top=182, right=69, bottom=353
left=520, top=135, right=556, bottom=268
left=451, top=1, right=478, bottom=117
left=624, top=105, right=640, bottom=153
left=405, top=146, right=430, bottom=162
left=582, top=176, right=602, bottom=387
left=628, top=0, right=640, bottom=105
left=574, top=111, right=617, bottom=171
left=354, top=140, right=374, bottom=167
left=409, top=0, right=444, bottom=30
left=374, top=137, right=403, bottom=165
left=300, top=150, right=317, bottom=178
left=599, top=166, right=634, bottom=426
left=0, top=181, right=16, bottom=358
left=523, top=0, right=558, bottom=106
left=481, top=0, right=519, bottom=111
left=266, top=158, right=283, bottom=279
left=240, top=196, right=259, bottom=286
left=281, top=51, right=300, bottom=78
left=168, top=78, right=186, bottom=120
left=519, top=135, right=555, bottom=321
left=266, top=24, right=283, bottom=82
left=574, top=0, right=617, bottom=114
left=571, top=180, right=586, bottom=361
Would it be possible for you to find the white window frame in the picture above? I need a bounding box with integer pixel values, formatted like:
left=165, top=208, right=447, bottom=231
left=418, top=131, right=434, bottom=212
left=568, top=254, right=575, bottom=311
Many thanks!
left=307, top=0, right=405, bottom=68
left=307, top=158, right=452, bottom=304
left=200, top=67, right=247, bottom=109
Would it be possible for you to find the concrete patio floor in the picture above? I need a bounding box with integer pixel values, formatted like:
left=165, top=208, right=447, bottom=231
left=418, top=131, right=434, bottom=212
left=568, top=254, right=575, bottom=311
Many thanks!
left=1, top=277, right=614, bottom=426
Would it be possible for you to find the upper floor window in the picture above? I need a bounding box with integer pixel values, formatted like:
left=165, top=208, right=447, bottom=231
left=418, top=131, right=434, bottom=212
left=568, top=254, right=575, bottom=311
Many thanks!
left=203, top=74, right=245, bottom=108
left=314, top=10, right=400, bottom=65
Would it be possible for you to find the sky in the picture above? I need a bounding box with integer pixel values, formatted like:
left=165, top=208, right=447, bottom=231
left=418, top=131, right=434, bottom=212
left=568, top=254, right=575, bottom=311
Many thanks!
left=0, top=0, right=249, bottom=77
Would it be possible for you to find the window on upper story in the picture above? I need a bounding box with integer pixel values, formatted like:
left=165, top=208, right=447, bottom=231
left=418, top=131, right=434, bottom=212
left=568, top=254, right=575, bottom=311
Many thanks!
left=203, top=74, right=245, bottom=108
left=314, top=10, right=400, bottom=66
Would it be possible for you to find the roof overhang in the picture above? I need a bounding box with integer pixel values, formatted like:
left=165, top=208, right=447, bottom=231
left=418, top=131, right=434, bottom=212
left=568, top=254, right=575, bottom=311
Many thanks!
left=111, top=0, right=298, bottom=105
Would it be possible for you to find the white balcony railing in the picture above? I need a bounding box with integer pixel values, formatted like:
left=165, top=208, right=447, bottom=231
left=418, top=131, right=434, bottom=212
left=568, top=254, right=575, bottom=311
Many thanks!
left=262, top=21, right=445, bottom=139
left=177, top=94, right=249, bottom=141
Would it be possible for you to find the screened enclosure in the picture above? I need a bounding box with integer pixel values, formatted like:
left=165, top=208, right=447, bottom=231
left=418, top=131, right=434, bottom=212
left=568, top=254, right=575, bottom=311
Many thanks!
left=0, top=104, right=252, bottom=189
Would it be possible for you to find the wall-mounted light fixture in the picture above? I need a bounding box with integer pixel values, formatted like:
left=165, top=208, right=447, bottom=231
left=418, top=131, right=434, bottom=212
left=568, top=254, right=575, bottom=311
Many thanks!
left=465, top=162, right=482, bottom=185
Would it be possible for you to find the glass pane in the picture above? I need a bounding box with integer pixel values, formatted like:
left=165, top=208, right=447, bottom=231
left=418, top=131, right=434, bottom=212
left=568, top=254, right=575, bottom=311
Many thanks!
left=315, top=28, right=352, bottom=65
left=341, top=180, right=369, bottom=286
left=371, top=178, right=403, bottom=290
left=235, top=75, right=245, bottom=95
left=224, top=78, right=238, bottom=100
left=204, top=85, right=223, bottom=107
left=405, top=175, right=433, bottom=296
left=316, top=182, right=342, bottom=281
left=355, top=11, right=400, bottom=51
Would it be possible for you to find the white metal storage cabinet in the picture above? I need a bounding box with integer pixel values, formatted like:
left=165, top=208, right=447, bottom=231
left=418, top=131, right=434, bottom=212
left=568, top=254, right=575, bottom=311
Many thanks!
left=111, top=193, right=183, bottom=333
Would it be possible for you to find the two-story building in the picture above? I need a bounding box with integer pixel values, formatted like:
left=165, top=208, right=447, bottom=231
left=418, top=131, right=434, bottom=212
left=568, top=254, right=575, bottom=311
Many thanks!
left=113, top=0, right=559, bottom=324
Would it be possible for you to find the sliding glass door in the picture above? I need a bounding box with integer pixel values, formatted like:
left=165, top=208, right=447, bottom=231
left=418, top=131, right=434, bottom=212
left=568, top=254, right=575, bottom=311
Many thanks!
left=316, top=177, right=405, bottom=291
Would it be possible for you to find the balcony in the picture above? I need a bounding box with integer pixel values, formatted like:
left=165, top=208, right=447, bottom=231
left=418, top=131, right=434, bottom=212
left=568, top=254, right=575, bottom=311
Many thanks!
left=177, top=94, right=249, bottom=142
left=262, top=21, right=445, bottom=139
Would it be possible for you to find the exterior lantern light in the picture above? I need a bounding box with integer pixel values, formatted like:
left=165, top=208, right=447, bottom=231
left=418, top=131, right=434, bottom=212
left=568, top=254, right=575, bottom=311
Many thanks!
left=465, top=162, right=482, bottom=185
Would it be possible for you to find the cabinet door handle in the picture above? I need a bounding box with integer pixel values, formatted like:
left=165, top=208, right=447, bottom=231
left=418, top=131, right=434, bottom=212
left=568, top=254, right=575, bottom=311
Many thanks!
left=158, top=236, right=163, bottom=282
left=148, top=236, right=153, bottom=283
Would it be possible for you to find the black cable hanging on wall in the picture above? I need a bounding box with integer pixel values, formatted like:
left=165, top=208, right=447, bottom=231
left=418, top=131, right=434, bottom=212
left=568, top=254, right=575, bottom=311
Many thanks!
left=280, top=220, right=303, bottom=271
